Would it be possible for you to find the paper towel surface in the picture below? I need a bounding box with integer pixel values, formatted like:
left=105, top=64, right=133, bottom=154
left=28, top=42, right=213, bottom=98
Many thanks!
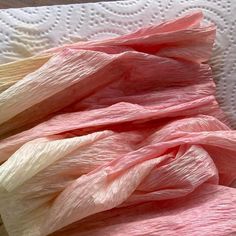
left=0, top=0, right=236, bottom=127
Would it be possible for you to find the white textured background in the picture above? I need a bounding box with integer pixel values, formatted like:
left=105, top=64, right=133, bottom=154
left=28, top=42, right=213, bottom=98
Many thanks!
left=0, top=0, right=236, bottom=127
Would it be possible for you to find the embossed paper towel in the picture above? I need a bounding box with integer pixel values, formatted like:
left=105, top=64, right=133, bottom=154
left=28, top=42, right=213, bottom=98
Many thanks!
left=0, top=0, right=236, bottom=127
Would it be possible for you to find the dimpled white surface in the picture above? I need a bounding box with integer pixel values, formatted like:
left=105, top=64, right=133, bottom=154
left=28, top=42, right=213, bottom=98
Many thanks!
left=0, top=0, right=236, bottom=127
